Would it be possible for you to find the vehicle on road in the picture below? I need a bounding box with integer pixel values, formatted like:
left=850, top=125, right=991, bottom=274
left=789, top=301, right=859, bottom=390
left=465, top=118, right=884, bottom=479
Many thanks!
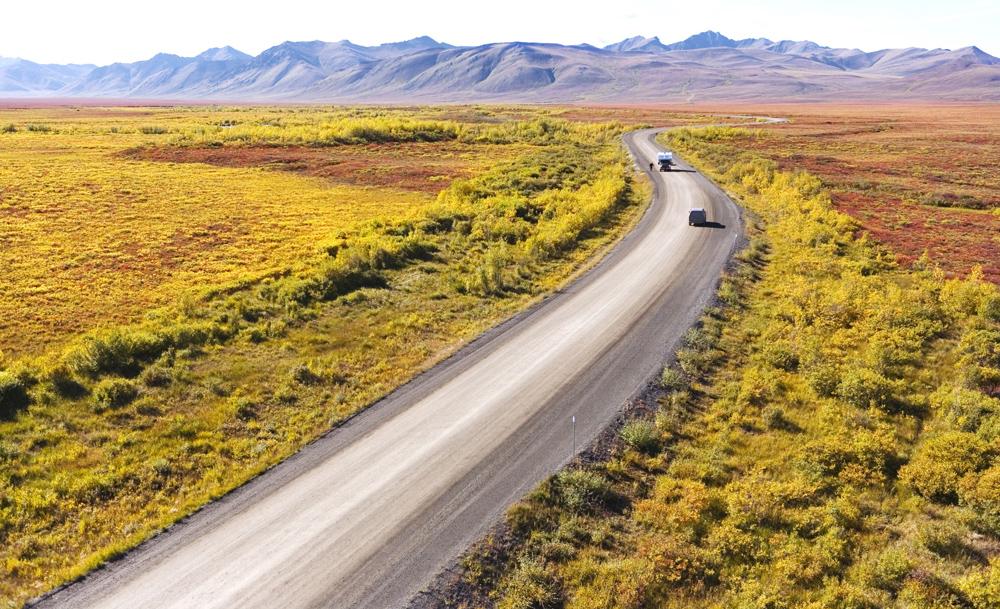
left=689, top=208, right=707, bottom=225
left=657, top=152, right=674, bottom=171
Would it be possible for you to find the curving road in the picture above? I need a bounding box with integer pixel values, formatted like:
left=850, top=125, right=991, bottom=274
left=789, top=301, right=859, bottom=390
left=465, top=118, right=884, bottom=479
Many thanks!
left=33, top=129, right=741, bottom=609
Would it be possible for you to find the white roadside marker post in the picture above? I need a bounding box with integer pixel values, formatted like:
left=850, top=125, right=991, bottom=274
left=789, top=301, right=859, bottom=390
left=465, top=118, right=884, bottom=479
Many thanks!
left=572, top=415, right=576, bottom=458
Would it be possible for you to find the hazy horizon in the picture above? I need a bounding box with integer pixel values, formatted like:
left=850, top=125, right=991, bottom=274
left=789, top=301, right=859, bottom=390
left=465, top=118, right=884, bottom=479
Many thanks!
left=3, top=0, right=997, bottom=65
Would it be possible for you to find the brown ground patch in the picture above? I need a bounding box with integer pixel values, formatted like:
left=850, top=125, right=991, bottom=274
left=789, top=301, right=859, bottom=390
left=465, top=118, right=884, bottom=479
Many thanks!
left=125, top=142, right=491, bottom=193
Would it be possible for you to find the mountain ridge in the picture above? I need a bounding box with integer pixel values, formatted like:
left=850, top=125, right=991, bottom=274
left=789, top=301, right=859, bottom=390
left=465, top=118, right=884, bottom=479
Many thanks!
left=2, top=31, right=997, bottom=102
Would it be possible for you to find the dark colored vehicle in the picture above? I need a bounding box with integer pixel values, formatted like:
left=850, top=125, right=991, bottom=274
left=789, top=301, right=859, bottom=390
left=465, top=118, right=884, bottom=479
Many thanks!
left=657, top=152, right=674, bottom=171
left=688, top=208, right=707, bottom=226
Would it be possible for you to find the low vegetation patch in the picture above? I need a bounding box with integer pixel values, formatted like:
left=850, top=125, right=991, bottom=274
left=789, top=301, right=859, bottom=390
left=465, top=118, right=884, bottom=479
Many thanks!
left=123, top=142, right=489, bottom=194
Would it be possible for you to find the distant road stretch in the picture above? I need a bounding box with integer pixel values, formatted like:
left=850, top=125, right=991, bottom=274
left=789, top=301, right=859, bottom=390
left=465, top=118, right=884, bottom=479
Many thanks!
left=35, top=128, right=742, bottom=609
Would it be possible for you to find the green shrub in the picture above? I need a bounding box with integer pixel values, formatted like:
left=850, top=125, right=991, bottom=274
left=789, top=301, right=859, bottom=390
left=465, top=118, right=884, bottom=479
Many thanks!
left=959, top=328, right=1000, bottom=390
left=858, top=548, right=912, bottom=593
left=684, top=327, right=714, bottom=351
left=836, top=367, right=894, bottom=410
left=229, top=395, right=257, bottom=421
left=979, top=294, right=1000, bottom=323
left=556, top=470, right=613, bottom=514
left=960, top=329, right=1000, bottom=368
left=92, top=378, right=139, bottom=410
left=1, top=123, right=16, bottom=133
left=290, top=363, right=322, bottom=385
left=64, top=328, right=167, bottom=378
left=677, top=347, right=712, bottom=377
left=717, top=277, right=742, bottom=307
left=773, top=530, right=848, bottom=586
left=931, top=385, right=1000, bottom=435
left=26, top=123, right=51, bottom=132
left=165, top=321, right=217, bottom=349
left=620, top=420, right=660, bottom=455
left=656, top=408, right=684, bottom=435
left=805, top=362, right=840, bottom=397
left=273, top=384, right=299, bottom=404
left=0, top=369, right=32, bottom=419
left=660, top=367, right=685, bottom=391
left=507, top=499, right=556, bottom=538
left=139, top=125, right=168, bottom=135
left=805, top=425, right=897, bottom=485
left=762, top=406, right=790, bottom=430
left=280, top=261, right=382, bottom=305
left=150, top=458, right=173, bottom=477
left=979, top=414, right=1000, bottom=444
left=464, top=248, right=508, bottom=295
left=207, top=376, right=232, bottom=397
left=48, top=365, right=87, bottom=398
left=661, top=388, right=691, bottom=413
left=140, top=365, right=174, bottom=388
left=761, top=341, right=798, bottom=371
left=737, top=365, right=778, bottom=406
left=498, top=559, right=561, bottom=609
left=916, top=521, right=967, bottom=557
left=0, top=440, right=18, bottom=462
left=340, top=234, right=436, bottom=271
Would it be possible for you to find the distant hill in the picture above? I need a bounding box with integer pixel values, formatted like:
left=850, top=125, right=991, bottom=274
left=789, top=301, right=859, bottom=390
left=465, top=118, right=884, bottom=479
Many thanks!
left=2, top=32, right=997, bottom=102
left=603, top=36, right=671, bottom=54
left=0, top=58, right=95, bottom=94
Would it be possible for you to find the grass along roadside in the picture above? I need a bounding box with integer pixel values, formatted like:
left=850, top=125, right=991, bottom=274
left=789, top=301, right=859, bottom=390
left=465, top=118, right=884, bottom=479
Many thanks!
left=0, top=118, right=652, bottom=607
left=438, top=126, right=1000, bottom=609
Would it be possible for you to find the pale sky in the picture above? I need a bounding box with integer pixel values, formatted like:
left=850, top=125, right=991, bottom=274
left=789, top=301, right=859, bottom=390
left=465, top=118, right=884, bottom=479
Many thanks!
left=3, top=0, right=997, bottom=65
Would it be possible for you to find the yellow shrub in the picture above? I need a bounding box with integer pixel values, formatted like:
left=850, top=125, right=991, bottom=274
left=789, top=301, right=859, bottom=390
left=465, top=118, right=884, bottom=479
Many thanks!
left=959, top=465, right=1000, bottom=534
left=960, top=558, right=1000, bottom=609
left=564, top=554, right=657, bottom=609
left=900, top=431, right=991, bottom=502
left=633, top=478, right=713, bottom=535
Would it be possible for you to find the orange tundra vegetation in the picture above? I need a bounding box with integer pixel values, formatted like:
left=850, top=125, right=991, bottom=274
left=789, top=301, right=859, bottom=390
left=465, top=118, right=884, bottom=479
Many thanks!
left=124, top=141, right=493, bottom=194
left=717, top=104, right=1000, bottom=283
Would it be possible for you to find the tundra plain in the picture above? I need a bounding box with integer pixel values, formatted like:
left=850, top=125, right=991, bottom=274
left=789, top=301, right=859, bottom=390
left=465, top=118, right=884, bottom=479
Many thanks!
left=1, top=104, right=998, bottom=608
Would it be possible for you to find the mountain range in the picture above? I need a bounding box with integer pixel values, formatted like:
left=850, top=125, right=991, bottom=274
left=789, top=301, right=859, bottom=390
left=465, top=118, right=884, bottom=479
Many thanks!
left=1, top=31, right=997, bottom=102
